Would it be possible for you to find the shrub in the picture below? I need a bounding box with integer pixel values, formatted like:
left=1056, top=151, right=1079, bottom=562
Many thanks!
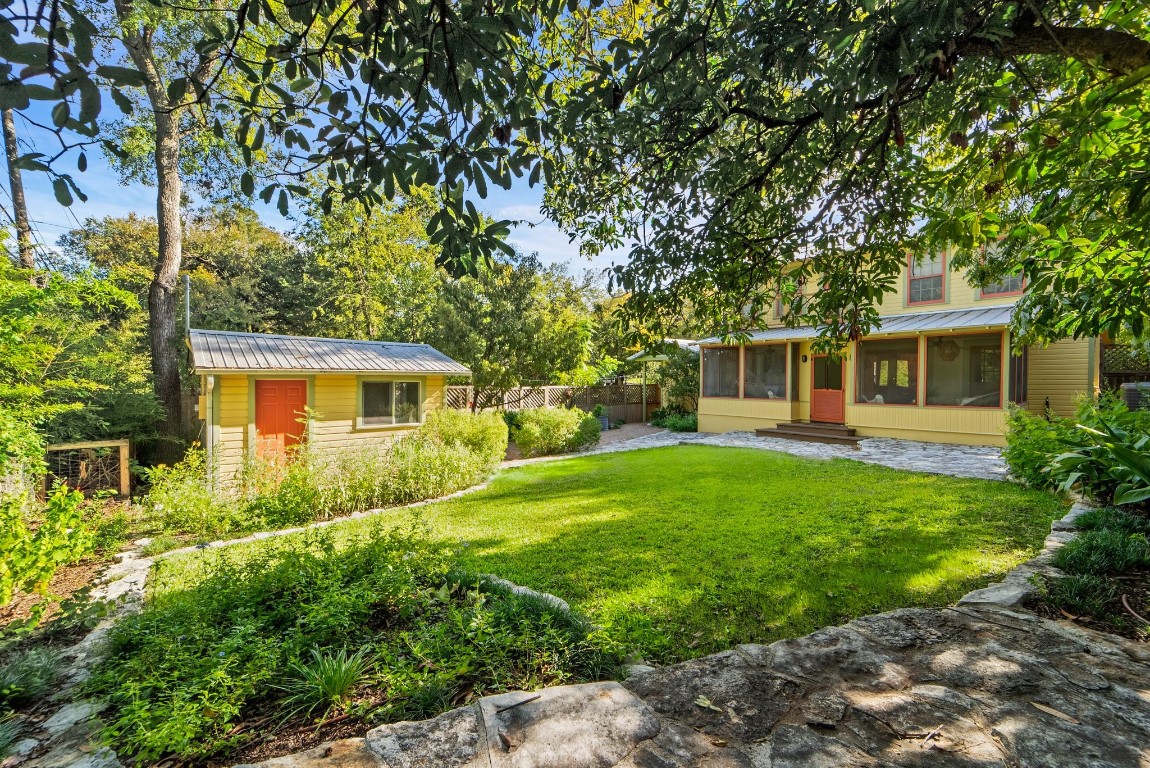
left=1, top=487, right=93, bottom=610
left=140, top=448, right=248, bottom=538
left=648, top=404, right=688, bottom=426
left=1050, top=415, right=1150, bottom=507
left=86, top=524, right=616, bottom=761
left=661, top=413, right=698, bottom=432
left=512, top=408, right=601, bottom=458
left=1003, top=405, right=1075, bottom=488
left=1005, top=394, right=1150, bottom=507
left=419, top=410, right=508, bottom=472
left=1051, top=528, right=1150, bottom=575
left=0, top=647, right=60, bottom=709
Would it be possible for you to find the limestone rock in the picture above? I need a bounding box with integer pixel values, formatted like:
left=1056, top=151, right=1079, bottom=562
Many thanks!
left=478, top=683, right=660, bottom=767
left=367, top=705, right=486, bottom=768
left=237, top=738, right=381, bottom=768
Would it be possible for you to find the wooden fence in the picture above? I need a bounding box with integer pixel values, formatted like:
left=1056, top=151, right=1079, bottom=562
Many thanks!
left=1101, top=344, right=1150, bottom=390
left=445, top=383, right=661, bottom=423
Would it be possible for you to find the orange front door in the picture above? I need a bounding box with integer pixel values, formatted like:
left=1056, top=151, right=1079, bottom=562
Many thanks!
left=810, top=355, right=845, bottom=423
left=254, top=379, right=307, bottom=456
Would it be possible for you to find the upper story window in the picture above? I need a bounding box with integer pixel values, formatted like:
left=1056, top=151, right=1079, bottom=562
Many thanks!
left=982, top=273, right=1024, bottom=297
left=908, top=253, right=945, bottom=305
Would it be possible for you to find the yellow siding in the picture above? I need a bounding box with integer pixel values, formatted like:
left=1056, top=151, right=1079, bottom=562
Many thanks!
left=1027, top=338, right=1098, bottom=418
left=843, top=405, right=1006, bottom=446
left=215, top=374, right=250, bottom=478
left=209, top=374, right=447, bottom=474
left=764, top=262, right=1018, bottom=324
left=699, top=397, right=795, bottom=433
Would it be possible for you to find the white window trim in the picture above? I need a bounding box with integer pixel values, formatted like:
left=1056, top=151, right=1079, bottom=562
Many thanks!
left=356, top=377, right=424, bottom=430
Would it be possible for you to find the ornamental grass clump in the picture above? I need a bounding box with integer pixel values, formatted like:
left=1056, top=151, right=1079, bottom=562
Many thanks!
left=279, top=647, right=372, bottom=719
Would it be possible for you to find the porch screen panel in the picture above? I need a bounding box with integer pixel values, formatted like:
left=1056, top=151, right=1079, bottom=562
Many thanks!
left=702, top=347, right=740, bottom=398
left=744, top=345, right=787, bottom=399
left=857, top=339, right=919, bottom=404
left=925, top=333, right=1003, bottom=407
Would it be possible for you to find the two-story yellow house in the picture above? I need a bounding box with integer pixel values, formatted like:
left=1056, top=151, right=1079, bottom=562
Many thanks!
left=697, top=254, right=1100, bottom=446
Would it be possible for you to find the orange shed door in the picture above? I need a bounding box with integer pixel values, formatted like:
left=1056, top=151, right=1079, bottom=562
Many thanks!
left=254, top=379, right=307, bottom=456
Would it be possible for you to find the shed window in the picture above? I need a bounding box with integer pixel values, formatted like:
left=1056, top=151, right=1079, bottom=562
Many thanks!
left=361, top=380, right=422, bottom=425
left=744, top=345, right=787, bottom=399
left=925, top=334, right=1002, bottom=407
left=702, top=347, right=740, bottom=398
left=857, top=338, right=919, bottom=404
left=908, top=254, right=944, bottom=304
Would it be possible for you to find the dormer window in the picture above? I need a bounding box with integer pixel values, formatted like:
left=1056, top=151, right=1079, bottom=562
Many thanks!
left=908, top=253, right=945, bottom=305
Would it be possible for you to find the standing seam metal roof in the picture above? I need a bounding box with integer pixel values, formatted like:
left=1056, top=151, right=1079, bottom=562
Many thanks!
left=699, top=304, right=1015, bottom=344
left=189, top=329, right=471, bottom=375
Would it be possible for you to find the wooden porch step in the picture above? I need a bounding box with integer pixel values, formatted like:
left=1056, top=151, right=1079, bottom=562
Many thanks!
left=754, top=422, right=863, bottom=448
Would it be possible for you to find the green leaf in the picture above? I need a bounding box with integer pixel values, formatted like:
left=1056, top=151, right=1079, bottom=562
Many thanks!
left=52, top=178, right=73, bottom=206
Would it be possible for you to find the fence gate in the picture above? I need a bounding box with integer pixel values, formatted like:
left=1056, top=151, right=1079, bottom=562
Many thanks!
left=1101, top=344, right=1150, bottom=390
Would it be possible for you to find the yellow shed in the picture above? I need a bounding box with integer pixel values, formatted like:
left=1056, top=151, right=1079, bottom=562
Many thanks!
left=189, top=329, right=469, bottom=480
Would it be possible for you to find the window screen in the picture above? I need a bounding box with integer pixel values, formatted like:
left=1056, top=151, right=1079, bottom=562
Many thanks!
left=362, top=382, right=394, bottom=425
left=702, top=347, right=740, bottom=398
left=744, top=345, right=787, bottom=399
left=394, top=382, right=421, bottom=424
left=857, top=338, right=919, bottom=404
left=925, top=334, right=1002, bottom=407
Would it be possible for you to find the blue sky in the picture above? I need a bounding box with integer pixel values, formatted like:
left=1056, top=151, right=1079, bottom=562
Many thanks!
left=8, top=111, right=625, bottom=282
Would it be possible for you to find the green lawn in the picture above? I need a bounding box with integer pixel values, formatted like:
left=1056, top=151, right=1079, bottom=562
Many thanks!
left=162, top=445, right=1065, bottom=663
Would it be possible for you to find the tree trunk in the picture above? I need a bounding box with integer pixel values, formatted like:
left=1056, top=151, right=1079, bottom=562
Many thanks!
left=117, top=2, right=187, bottom=444
left=2, top=108, right=34, bottom=272
left=148, top=110, right=185, bottom=442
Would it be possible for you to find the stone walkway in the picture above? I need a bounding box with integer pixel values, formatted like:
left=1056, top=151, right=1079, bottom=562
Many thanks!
left=509, top=429, right=1008, bottom=481
left=233, top=503, right=1150, bottom=768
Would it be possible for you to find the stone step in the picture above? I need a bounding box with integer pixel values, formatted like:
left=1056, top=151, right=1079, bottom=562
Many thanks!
left=775, top=422, right=858, bottom=437
left=755, top=426, right=863, bottom=448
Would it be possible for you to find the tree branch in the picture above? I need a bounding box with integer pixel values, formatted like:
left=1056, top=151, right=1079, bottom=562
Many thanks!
left=960, top=24, right=1150, bottom=76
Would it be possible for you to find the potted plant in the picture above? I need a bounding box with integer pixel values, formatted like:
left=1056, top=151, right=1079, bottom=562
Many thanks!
left=592, top=404, right=610, bottom=431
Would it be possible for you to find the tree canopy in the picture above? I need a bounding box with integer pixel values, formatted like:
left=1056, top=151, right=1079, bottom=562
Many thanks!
left=544, top=0, right=1150, bottom=345
left=3, top=0, right=1149, bottom=345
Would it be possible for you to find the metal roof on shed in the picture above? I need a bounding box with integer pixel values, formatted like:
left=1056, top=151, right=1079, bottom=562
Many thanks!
left=699, top=304, right=1015, bottom=345
left=189, top=329, right=471, bottom=376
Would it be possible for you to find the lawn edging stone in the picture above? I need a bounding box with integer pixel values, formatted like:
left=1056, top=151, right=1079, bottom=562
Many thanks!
left=956, top=499, right=1091, bottom=609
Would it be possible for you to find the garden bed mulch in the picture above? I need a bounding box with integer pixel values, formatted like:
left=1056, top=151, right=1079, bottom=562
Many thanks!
left=1031, top=570, right=1150, bottom=643
left=0, top=559, right=106, bottom=629
left=199, top=714, right=370, bottom=768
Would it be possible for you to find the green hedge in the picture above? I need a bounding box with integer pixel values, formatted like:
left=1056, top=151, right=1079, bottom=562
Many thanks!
left=511, top=407, right=601, bottom=458
left=141, top=410, right=509, bottom=539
